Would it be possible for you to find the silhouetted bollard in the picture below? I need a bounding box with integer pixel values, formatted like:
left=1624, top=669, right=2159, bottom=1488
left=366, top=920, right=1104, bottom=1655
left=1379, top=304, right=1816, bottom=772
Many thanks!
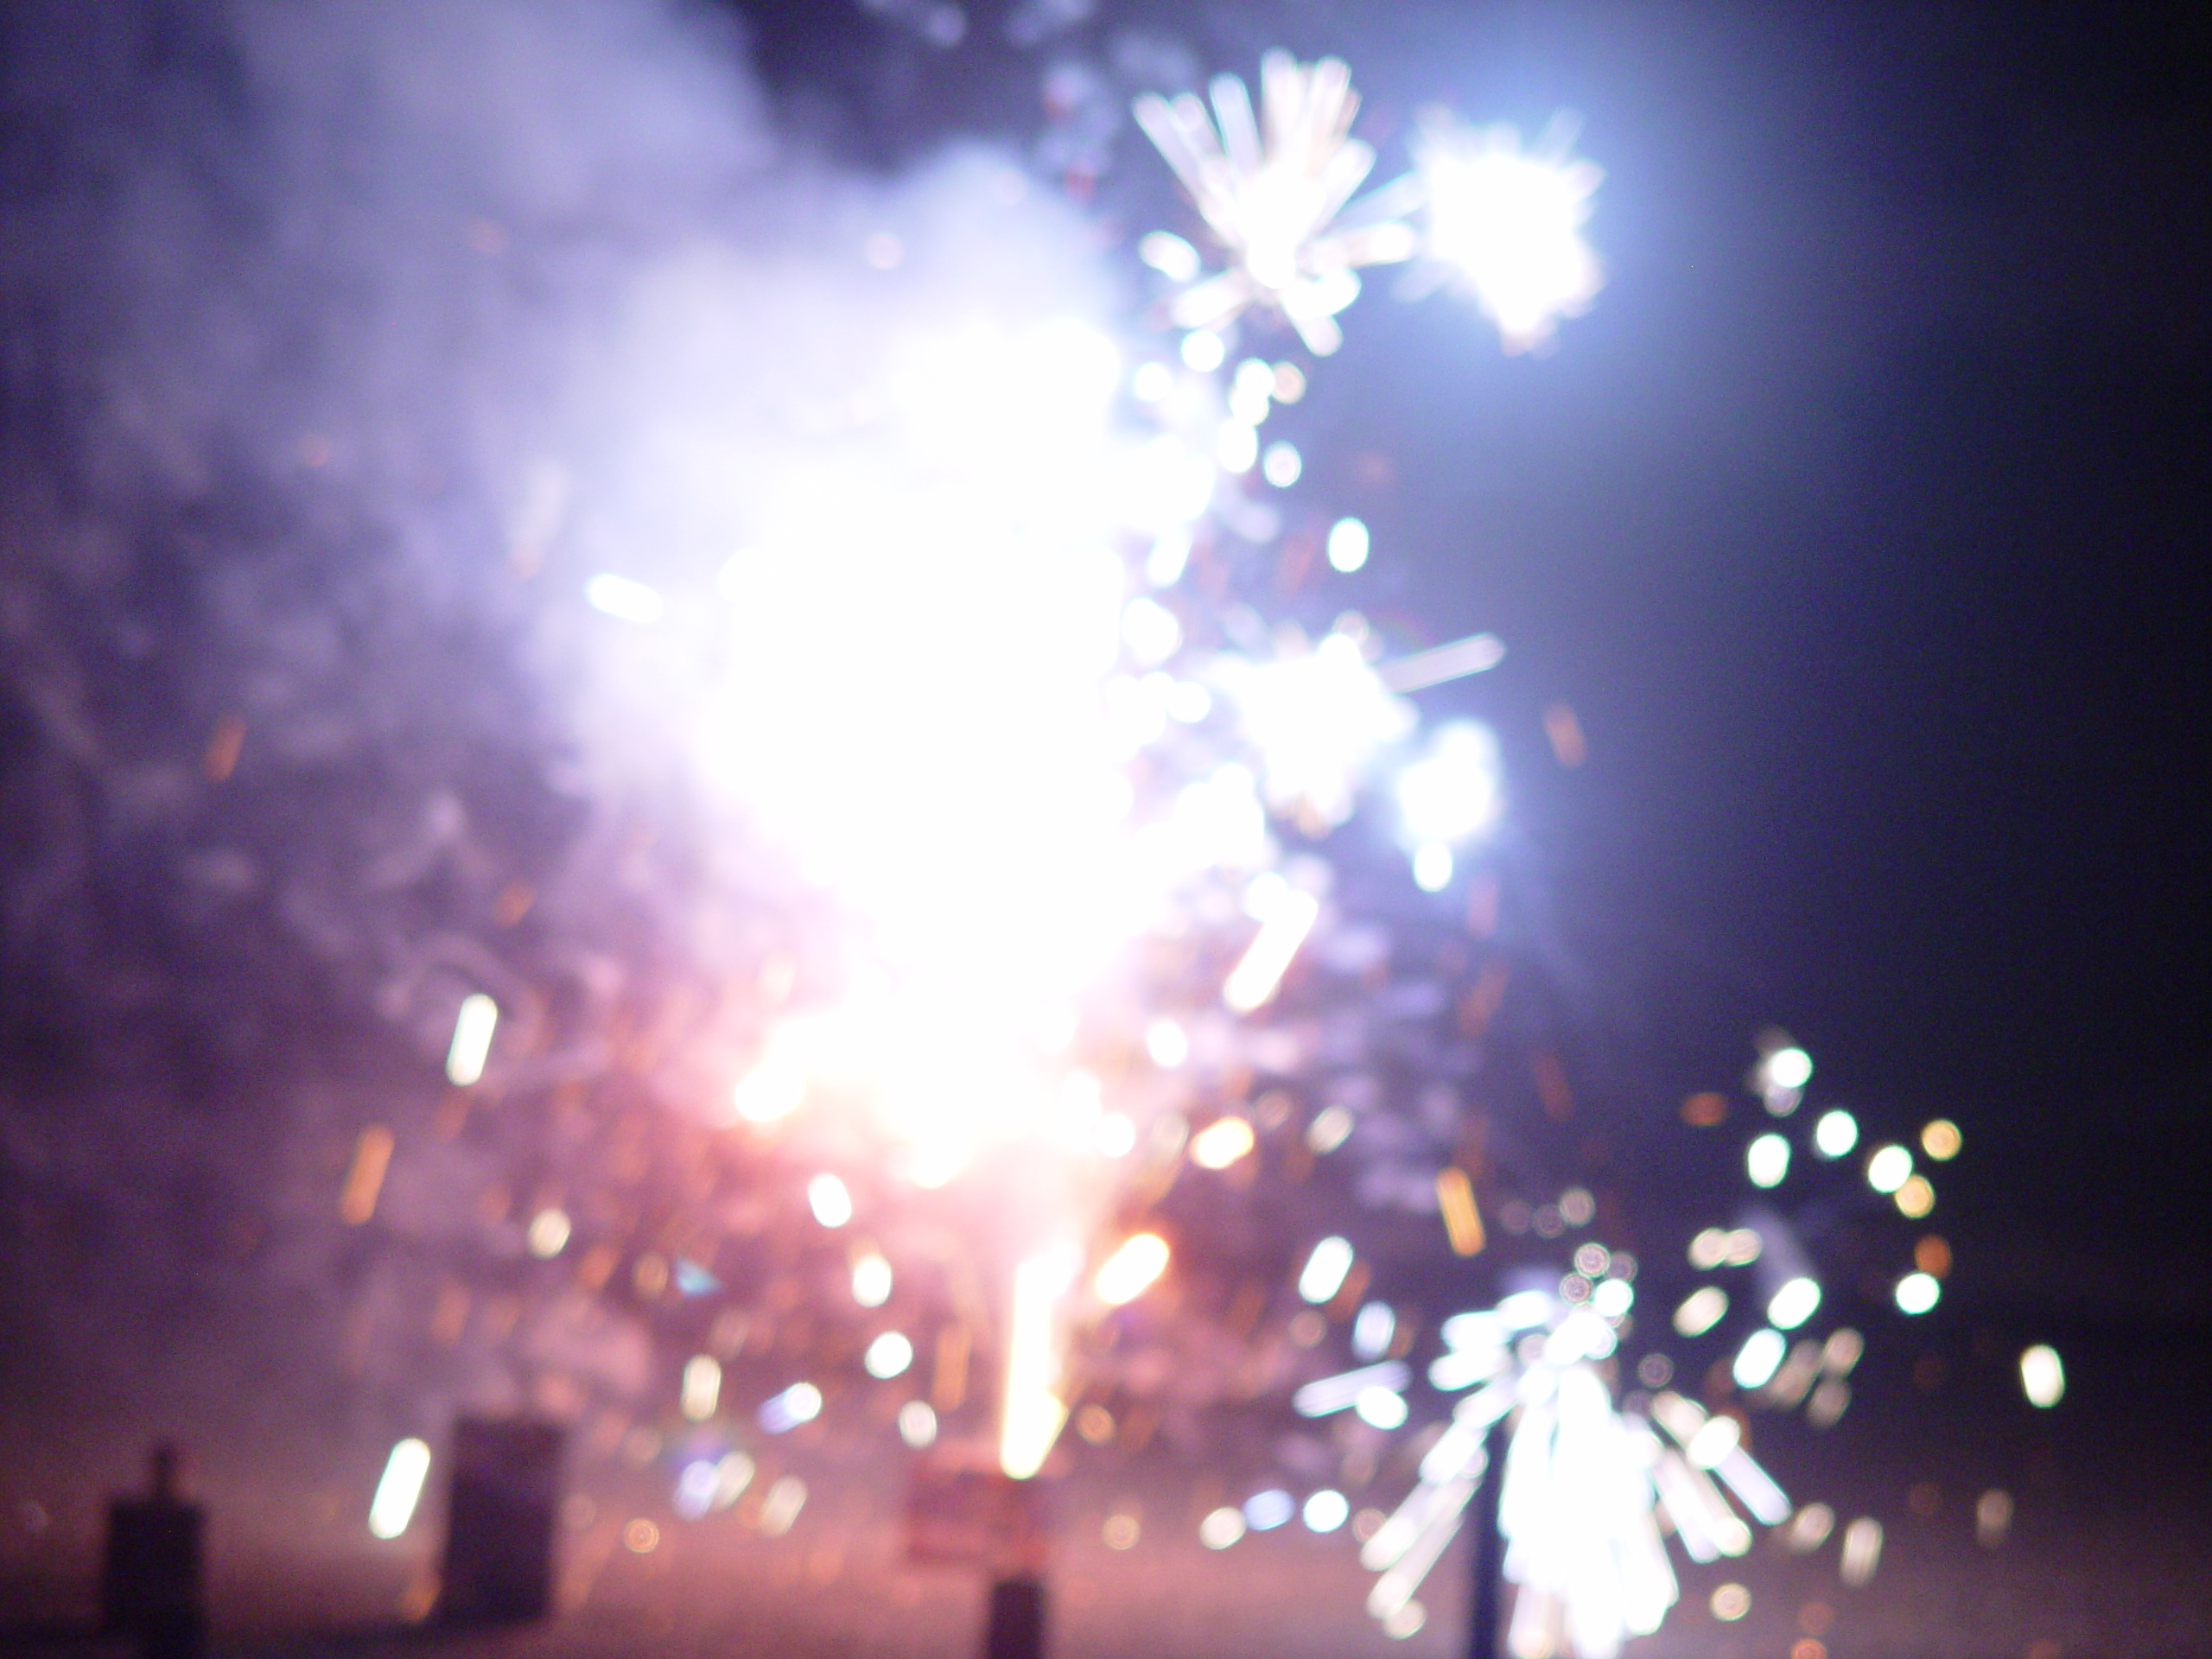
left=983, top=1575, right=1046, bottom=1659
left=100, top=1443, right=205, bottom=1659
left=437, top=1417, right=563, bottom=1624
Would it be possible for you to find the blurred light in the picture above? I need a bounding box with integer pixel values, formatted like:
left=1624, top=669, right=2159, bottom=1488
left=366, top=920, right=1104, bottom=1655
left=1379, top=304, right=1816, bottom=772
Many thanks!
left=1866, top=1144, right=1913, bottom=1193
left=898, top=1401, right=938, bottom=1448
left=1436, top=1166, right=1485, bottom=1255
left=1688, top=1229, right=1731, bottom=1269
left=1095, top=1233, right=1171, bottom=1306
left=732, top=1055, right=804, bottom=1123
left=674, top=1459, right=721, bottom=1520
left=445, top=994, right=498, bottom=1087
left=1685, top=1415, right=1739, bottom=1470
left=1224, top=890, right=1319, bottom=1012
left=1131, top=360, right=1174, bottom=403
left=1199, top=1507, right=1247, bottom=1549
left=1146, top=526, right=1192, bottom=587
left=1305, top=1489, right=1351, bottom=1533
left=1306, top=1104, right=1355, bottom=1154
left=759, top=1382, right=823, bottom=1433
left=1747, top=1132, right=1790, bottom=1188
left=1217, top=421, right=1259, bottom=474
left=865, top=1332, right=915, bottom=1379
left=759, top=1476, right=806, bottom=1536
left=1262, top=442, right=1303, bottom=487
left=1139, top=231, right=1202, bottom=283
left=1397, top=721, right=1503, bottom=849
left=1243, top=1489, right=1295, bottom=1531
left=1496, top=1289, right=1555, bottom=1330
left=1094, top=1112, right=1137, bottom=1157
left=713, top=1452, right=755, bottom=1510
left=1976, top=1489, right=2013, bottom=1548
left=1299, top=1236, right=1356, bottom=1304
left=1784, top=1504, right=1834, bottom=1553
left=1894, top=1174, right=1935, bottom=1217
left=1839, top=1517, right=1883, bottom=1587
left=681, top=1355, right=721, bottom=1421
left=1412, top=843, right=1453, bottom=893
left=1767, top=1277, right=1821, bottom=1331
left=1913, top=1236, right=1952, bottom=1278
left=584, top=573, right=664, bottom=625
left=1354, top=1386, right=1409, bottom=1429
left=1326, top=517, right=1371, bottom=573
left=1814, top=1110, right=1859, bottom=1159
left=1894, top=1273, right=1941, bottom=1315
left=851, top=1250, right=893, bottom=1307
left=1710, top=1584, right=1750, bottom=1622
left=1763, top=1046, right=1813, bottom=1090
left=1352, top=1302, right=1397, bottom=1360
left=1821, top=1329, right=1864, bottom=1376
left=1001, top=1251, right=1074, bottom=1479
left=623, top=1518, right=660, bottom=1554
left=1145, top=1019, right=1189, bottom=1068
left=1231, top=359, right=1275, bottom=423
left=1376, top=633, right=1507, bottom=692
left=2019, top=1344, right=2065, bottom=1408
left=1122, top=597, right=1184, bottom=666
left=806, top=1174, right=853, bottom=1228
left=1591, top=1277, right=1632, bottom=1319
left=1190, top=1116, right=1256, bottom=1169
left=368, top=1440, right=430, bottom=1541
left=1103, top=1513, right=1140, bottom=1550
left=1182, top=329, right=1226, bottom=372
left=1674, top=1287, right=1728, bottom=1338
left=338, top=1126, right=394, bottom=1227
left=1921, top=1119, right=1963, bottom=1160
left=1733, top=1328, right=1787, bottom=1389
left=1294, top=1362, right=1412, bottom=1418
left=1382, top=1603, right=1426, bottom=1641
left=1414, top=118, right=1603, bottom=352
left=525, top=1208, right=570, bottom=1258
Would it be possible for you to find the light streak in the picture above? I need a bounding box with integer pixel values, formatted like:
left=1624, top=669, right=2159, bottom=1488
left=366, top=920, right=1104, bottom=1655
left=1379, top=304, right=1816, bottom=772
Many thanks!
left=584, top=572, right=665, bottom=624
left=758, top=1382, right=821, bottom=1433
left=1223, top=889, right=1319, bottom=1011
left=1376, top=633, right=1507, bottom=692
left=1093, top=1233, right=1170, bottom=1306
left=444, top=993, right=497, bottom=1087
left=1436, top=1166, right=1486, bottom=1255
left=1298, top=1236, right=1356, bottom=1304
left=338, top=1126, right=394, bottom=1226
left=2019, top=1344, right=2065, bottom=1407
left=1189, top=1115, right=1256, bottom=1168
left=681, top=1355, right=721, bottom=1421
left=1243, top=1489, right=1295, bottom=1530
left=368, top=1439, right=430, bottom=1541
left=1293, top=1361, right=1411, bottom=1417
left=1001, top=1251, right=1074, bottom=1478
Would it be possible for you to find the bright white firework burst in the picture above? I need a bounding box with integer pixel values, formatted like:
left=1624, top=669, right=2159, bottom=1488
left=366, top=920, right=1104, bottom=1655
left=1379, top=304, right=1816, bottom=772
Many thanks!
left=1135, top=54, right=1603, bottom=355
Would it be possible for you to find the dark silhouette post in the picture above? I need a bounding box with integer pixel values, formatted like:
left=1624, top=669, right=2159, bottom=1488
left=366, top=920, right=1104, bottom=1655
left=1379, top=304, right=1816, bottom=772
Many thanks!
left=437, top=1417, right=563, bottom=1624
left=1468, top=1424, right=1506, bottom=1659
left=984, top=1575, right=1046, bottom=1659
left=100, top=1442, right=205, bottom=1659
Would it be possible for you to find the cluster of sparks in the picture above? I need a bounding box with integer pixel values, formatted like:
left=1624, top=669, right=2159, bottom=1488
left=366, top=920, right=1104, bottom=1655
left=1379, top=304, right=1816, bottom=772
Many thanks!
left=327, top=51, right=2060, bottom=1656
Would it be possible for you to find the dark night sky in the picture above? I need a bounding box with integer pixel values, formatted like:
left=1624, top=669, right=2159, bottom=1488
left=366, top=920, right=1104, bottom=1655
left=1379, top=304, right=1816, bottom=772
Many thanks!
left=734, top=0, right=2212, bottom=1314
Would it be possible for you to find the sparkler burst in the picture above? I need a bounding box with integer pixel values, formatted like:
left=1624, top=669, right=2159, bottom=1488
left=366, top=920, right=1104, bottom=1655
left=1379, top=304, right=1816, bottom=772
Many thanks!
left=1134, top=53, right=1420, bottom=353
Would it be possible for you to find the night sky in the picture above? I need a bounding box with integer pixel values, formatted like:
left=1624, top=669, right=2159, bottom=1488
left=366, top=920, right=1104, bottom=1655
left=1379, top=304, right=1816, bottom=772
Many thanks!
left=4, top=2, right=2209, bottom=1654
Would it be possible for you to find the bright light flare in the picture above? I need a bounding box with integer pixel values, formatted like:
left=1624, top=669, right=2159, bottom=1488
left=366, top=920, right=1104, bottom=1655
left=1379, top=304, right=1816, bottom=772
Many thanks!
left=1223, top=889, right=1319, bottom=1012
left=807, top=1173, right=853, bottom=1228
left=1094, top=1233, right=1171, bottom=1306
left=1001, top=1252, right=1075, bottom=1478
left=369, top=1439, right=431, bottom=1541
left=1397, top=721, right=1502, bottom=850
left=2020, top=1344, right=2065, bottom=1408
left=1299, top=1236, right=1356, bottom=1304
left=445, top=993, right=498, bottom=1087
left=1413, top=115, right=1602, bottom=353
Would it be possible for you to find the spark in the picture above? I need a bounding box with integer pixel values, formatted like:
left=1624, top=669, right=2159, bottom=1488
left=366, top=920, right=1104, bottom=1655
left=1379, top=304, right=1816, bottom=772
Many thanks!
left=1134, top=54, right=1420, bottom=355
left=369, top=1440, right=431, bottom=1541
left=1223, top=889, right=1319, bottom=1012
left=444, top=994, right=498, bottom=1087
left=1001, top=1251, right=1074, bottom=1478
left=1093, top=1233, right=1171, bottom=1306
